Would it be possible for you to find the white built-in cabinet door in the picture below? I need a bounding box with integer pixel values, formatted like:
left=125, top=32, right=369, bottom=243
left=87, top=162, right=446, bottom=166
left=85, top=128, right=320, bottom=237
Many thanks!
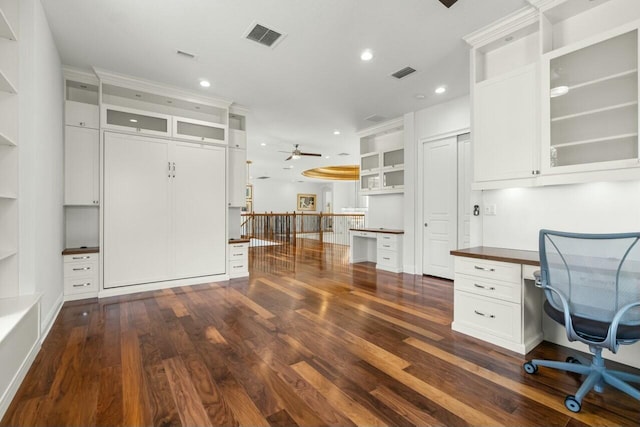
left=474, top=64, right=538, bottom=182
left=173, top=142, right=226, bottom=278
left=65, top=101, right=99, bottom=129
left=64, top=125, right=99, bottom=205
left=104, top=132, right=172, bottom=288
left=228, top=147, right=246, bottom=207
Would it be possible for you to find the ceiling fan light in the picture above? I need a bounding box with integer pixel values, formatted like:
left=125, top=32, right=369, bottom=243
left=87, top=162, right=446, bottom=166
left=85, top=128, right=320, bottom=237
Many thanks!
left=291, top=154, right=301, bottom=160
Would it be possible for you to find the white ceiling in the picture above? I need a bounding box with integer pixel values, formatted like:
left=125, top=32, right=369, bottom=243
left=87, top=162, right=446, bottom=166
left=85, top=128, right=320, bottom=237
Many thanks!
left=41, top=0, right=529, bottom=182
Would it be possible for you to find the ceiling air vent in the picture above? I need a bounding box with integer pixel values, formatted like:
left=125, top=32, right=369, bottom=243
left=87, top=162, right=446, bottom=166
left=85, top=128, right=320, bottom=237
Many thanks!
left=364, top=114, right=386, bottom=123
left=391, top=66, right=417, bottom=79
left=245, top=22, right=285, bottom=48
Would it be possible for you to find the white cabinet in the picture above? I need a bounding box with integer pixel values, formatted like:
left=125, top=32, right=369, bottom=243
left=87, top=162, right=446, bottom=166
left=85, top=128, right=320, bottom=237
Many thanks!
left=172, top=116, right=226, bottom=144
left=228, top=147, right=246, bottom=207
left=452, top=256, right=543, bottom=354
left=102, top=104, right=172, bottom=137
left=376, top=233, right=403, bottom=273
left=228, top=241, right=249, bottom=278
left=228, top=128, right=247, bottom=149
left=64, top=125, right=99, bottom=205
left=358, top=119, right=404, bottom=195
left=541, top=24, right=639, bottom=175
left=65, top=101, right=99, bottom=129
left=103, top=132, right=226, bottom=289
left=63, top=250, right=99, bottom=300
left=474, top=64, right=539, bottom=182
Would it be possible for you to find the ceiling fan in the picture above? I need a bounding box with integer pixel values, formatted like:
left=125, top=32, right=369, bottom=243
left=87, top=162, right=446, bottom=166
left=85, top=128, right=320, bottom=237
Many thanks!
left=282, top=144, right=322, bottom=161
left=438, top=0, right=458, bottom=8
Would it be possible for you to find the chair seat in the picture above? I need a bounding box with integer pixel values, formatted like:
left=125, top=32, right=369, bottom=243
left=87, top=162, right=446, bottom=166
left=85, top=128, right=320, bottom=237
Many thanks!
left=544, top=301, right=640, bottom=341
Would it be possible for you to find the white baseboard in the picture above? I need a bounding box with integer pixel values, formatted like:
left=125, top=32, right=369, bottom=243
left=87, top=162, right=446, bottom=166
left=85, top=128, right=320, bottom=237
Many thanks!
left=40, top=292, right=63, bottom=343
left=99, top=274, right=230, bottom=299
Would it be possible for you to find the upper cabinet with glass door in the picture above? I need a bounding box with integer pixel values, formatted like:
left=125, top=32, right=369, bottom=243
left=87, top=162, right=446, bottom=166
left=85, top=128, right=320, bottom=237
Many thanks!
left=542, top=24, right=639, bottom=174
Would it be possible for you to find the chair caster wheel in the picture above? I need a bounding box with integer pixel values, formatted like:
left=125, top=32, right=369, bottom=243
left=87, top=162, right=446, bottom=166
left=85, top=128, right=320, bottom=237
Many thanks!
left=565, top=395, right=581, bottom=413
left=566, top=356, right=581, bottom=364
left=523, top=361, right=538, bottom=374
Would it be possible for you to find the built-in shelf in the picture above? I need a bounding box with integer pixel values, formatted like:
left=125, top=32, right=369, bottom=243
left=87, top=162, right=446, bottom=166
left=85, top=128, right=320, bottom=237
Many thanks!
left=552, top=133, right=639, bottom=149
left=0, top=192, right=17, bottom=200
left=0, top=250, right=16, bottom=262
left=552, top=101, right=638, bottom=122
left=0, top=69, right=17, bottom=94
left=0, top=8, right=17, bottom=41
left=0, top=131, right=16, bottom=146
left=569, top=68, right=637, bottom=92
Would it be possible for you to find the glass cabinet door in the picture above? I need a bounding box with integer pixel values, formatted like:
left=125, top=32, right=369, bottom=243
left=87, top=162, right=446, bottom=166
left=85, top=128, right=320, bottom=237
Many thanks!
left=103, top=105, right=171, bottom=136
left=545, top=28, right=638, bottom=172
left=173, top=117, right=226, bottom=144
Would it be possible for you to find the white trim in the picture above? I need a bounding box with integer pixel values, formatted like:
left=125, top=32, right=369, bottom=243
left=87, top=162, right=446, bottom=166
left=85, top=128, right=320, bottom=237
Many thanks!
left=93, top=68, right=233, bottom=110
left=419, top=127, right=471, bottom=145
left=357, top=117, right=404, bottom=138
left=40, top=292, right=63, bottom=343
left=463, top=6, right=539, bottom=48
left=62, top=66, right=99, bottom=85
left=452, top=321, right=543, bottom=355
left=99, top=274, right=230, bottom=299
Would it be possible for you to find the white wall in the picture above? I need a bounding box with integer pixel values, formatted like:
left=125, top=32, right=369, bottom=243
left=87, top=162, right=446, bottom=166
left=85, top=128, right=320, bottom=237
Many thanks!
left=19, top=0, right=64, bottom=331
left=332, top=181, right=358, bottom=212
left=368, top=194, right=404, bottom=229
left=252, top=179, right=327, bottom=213
left=482, top=180, right=640, bottom=250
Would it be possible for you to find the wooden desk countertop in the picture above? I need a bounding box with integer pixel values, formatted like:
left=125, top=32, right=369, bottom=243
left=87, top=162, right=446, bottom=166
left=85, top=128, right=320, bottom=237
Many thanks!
left=450, top=246, right=539, bottom=266
left=62, top=246, right=100, bottom=255
left=229, top=238, right=251, bottom=244
left=350, top=228, right=404, bottom=235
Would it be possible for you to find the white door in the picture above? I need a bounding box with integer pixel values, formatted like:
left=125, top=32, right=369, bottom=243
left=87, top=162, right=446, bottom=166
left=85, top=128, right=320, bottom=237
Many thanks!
left=457, top=134, right=472, bottom=249
left=423, top=136, right=457, bottom=279
left=172, top=142, right=227, bottom=278
left=64, top=125, right=99, bottom=205
left=104, top=132, right=171, bottom=288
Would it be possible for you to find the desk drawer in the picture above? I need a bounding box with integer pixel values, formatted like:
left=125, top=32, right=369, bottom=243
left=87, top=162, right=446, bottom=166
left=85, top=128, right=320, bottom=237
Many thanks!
left=64, top=276, right=99, bottom=295
left=64, top=253, right=98, bottom=263
left=228, top=245, right=248, bottom=260
left=64, top=261, right=98, bottom=278
left=229, top=259, right=248, bottom=273
left=454, top=290, right=521, bottom=343
left=352, top=231, right=375, bottom=238
left=377, top=249, right=399, bottom=267
left=377, top=236, right=399, bottom=251
left=454, top=274, right=521, bottom=303
left=454, top=257, right=520, bottom=283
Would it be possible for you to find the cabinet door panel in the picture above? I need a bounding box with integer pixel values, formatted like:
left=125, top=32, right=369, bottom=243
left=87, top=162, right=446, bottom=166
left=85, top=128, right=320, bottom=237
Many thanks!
left=228, top=147, right=246, bottom=207
left=64, top=126, right=99, bottom=205
left=474, top=65, right=537, bottom=182
left=172, top=142, right=226, bottom=277
left=65, top=101, right=99, bottom=129
left=104, top=132, right=171, bottom=288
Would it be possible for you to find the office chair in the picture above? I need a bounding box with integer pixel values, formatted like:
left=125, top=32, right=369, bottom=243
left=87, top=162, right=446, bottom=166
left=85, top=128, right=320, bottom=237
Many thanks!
left=523, top=229, right=640, bottom=412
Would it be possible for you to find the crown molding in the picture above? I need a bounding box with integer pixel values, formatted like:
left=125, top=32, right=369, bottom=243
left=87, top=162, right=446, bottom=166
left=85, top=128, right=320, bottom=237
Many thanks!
left=463, top=6, right=539, bottom=48
left=357, top=117, right=404, bottom=138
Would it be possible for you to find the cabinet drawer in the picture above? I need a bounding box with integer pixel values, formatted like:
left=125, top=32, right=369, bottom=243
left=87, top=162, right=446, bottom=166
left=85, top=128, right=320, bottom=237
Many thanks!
left=228, top=245, right=248, bottom=260
left=377, top=234, right=399, bottom=250
left=454, top=290, right=521, bottom=343
left=454, top=274, right=521, bottom=303
left=64, top=276, right=99, bottom=295
left=229, top=259, right=248, bottom=272
left=352, top=231, right=375, bottom=238
left=454, top=257, right=520, bottom=283
left=64, top=253, right=98, bottom=263
left=64, top=261, right=98, bottom=277
left=65, top=101, right=99, bottom=129
left=377, top=248, right=398, bottom=266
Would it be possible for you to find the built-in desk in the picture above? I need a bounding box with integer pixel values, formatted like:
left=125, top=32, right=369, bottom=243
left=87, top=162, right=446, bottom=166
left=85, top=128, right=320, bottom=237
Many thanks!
left=451, top=247, right=640, bottom=369
left=350, top=228, right=403, bottom=273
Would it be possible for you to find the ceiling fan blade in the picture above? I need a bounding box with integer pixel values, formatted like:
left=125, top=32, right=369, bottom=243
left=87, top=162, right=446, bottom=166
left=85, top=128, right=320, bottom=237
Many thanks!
left=277, top=150, right=291, bottom=153
left=439, top=0, right=458, bottom=8
left=300, top=152, right=322, bottom=157
left=285, top=155, right=292, bottom=161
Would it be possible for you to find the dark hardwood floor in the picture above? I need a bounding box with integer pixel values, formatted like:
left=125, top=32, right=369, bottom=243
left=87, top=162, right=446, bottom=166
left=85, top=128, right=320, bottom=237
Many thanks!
left=3, top=239, right=639, bottom=426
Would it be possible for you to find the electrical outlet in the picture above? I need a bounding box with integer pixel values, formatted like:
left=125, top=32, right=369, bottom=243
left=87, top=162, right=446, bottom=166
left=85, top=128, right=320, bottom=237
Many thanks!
left=484, top=204, right=497, bottom=216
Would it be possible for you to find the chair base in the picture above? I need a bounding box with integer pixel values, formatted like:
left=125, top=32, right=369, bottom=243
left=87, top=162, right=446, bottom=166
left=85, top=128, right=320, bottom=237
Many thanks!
left=524, top=348, right=640, bottom=412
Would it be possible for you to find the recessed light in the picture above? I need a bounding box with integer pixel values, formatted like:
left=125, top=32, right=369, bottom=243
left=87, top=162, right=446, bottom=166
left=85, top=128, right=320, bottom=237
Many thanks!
left=129, top=119, right=138, bottom=123
left=333, top=130, right=341, bottom=135
left=199, top=80, right=211, bottom=88
left=260, top=142, right=266, bottom=146
left=415, top=93, right=426, bottom=99
left=550, top=85, right=569, bottom=97
left=435, top=86, right=446, bottom=94
left=360, top=49, right=373, bottom=61
left=325, top=155, right=330, bottom=159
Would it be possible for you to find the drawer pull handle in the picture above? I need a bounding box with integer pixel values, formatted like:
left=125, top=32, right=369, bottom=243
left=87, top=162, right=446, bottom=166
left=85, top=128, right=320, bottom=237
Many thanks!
left=474, top=266, right=495, bottom=272
left=73, top=282, right=91, bottom=288
left=383, top=257, right=391, bottom=261
left=72, top=256, right=91, bottom=260
left=73, top=267, right=91, bottom=271
left=474, top=310, right=495, bottom=319
left=233, top=265, right=244, bottom=269
left=473, top=283, right=496, bottom=291
left=383, top=245, right=391, bottom=248
left=232, top=253, right=244, bottom=256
